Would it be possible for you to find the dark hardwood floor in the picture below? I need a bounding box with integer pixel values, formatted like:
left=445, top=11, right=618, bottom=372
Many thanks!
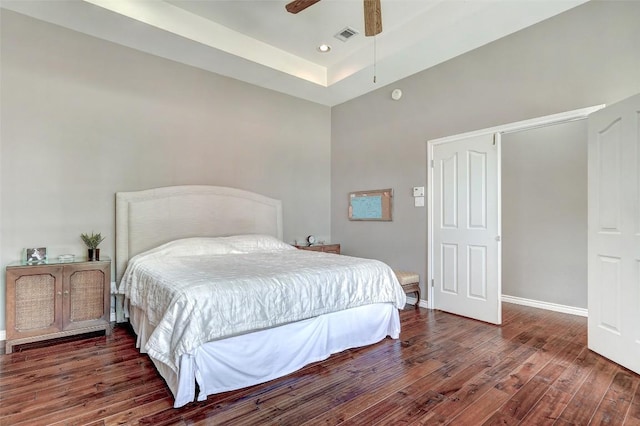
left=1, top=303, right=639, bottom=425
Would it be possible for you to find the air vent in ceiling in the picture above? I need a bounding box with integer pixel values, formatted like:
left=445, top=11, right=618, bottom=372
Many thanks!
left=334, top=27, right=359, bottom=42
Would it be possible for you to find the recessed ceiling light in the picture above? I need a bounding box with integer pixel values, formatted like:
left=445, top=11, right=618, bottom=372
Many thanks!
left=317, top=44, right=331, bottom=53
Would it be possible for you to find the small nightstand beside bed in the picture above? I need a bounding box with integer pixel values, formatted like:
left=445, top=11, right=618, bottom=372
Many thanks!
left=115, top=185, right=406, bottom=408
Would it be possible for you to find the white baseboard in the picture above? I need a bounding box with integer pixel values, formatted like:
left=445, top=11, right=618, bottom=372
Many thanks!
left=0, top=330, right=5, bottom=341
left=405, top=296, right=429, bottom=309
left=501, top=294, right=588, bottom=317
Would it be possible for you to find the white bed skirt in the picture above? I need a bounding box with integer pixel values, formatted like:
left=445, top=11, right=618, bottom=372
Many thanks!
left=130, top=303, right=400, bottom=408
left=130, top=303, right=401, bottom=408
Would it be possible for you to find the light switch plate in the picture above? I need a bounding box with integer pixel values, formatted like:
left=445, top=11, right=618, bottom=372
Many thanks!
left=413, top=186, right=425, bottom=197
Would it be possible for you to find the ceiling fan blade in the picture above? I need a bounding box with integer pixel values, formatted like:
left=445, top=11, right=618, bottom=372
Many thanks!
left=285, top=0, right=321, bottom=14
left=364, top=0, right=382, bottom=36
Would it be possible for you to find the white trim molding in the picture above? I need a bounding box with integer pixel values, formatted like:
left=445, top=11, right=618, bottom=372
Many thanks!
left=429, top=105, right=605, bottom=146
left=0, top=330, right=5, bottom=341
left=501, top=294, right=588, bottom=318
left=405, top=296, right=429, bottom=309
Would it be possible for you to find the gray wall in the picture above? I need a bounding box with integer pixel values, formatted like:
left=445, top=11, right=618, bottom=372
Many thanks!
left=331, top=0, right=640, bottom=306
left=0, top=11, right=331, bottom=332
left=2, top=1, right=639, bottom=337
left=502, top=120, right=588, bottom=308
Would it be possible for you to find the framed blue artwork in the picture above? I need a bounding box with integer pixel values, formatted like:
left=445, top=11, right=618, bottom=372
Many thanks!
left=348, top=189, right=392, bottom=221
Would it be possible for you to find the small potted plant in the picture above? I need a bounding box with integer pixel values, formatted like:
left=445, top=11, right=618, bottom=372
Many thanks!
left=81, top=232, right=105, bottom=261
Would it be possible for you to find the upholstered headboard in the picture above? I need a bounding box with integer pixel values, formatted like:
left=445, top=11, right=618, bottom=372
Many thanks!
left=115, top=185, right=283, bottom=284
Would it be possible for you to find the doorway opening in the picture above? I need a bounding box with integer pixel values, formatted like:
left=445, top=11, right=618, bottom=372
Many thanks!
left=427, top=105, right=604, bottom=324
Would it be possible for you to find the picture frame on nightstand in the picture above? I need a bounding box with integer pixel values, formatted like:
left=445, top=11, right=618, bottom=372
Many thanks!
left=25, top=247, right=47, bottom=264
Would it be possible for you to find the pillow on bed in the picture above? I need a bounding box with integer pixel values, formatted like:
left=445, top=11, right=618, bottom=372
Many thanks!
left=136, top=235, right=292, bottom=261
left=222, top=234, right=295, bottom=253
left=144, top=237, right=243, bottom=257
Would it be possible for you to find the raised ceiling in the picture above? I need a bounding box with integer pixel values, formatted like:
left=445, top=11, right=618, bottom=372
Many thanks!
left=1, top=0, right=588, bottom=106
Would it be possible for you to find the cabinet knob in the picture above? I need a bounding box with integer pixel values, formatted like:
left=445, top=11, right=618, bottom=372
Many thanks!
left=57, top=291, right=62, bottom=296
left=63, top=290, right=69, bottom=296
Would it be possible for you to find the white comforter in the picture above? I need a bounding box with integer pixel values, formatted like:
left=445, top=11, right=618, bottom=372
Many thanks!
left=119, top=235, right=406, bottom=372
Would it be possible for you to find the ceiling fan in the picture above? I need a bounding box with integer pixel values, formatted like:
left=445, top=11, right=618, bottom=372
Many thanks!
left=285, top=0, right=382, bottom=37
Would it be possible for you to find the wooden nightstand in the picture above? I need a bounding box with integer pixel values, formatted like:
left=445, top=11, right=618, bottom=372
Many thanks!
left=5, top=257, right=111, bottom=353
left=293, top=243, right=341, bottom=255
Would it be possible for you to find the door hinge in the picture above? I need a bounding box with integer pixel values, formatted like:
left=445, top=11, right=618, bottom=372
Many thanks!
left=431, top=279, right=435, bottom=287
left=492, top=133, right=497, bottom=146
left=430, top=159, right=434, bottom=168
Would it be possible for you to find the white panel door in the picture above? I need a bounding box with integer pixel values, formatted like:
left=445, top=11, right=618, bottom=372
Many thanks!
left=432, top=133, right=501, bottom=324
left=588, top=93, right=640, bottom=375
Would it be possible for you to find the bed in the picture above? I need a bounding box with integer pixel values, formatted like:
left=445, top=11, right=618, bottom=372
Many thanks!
left=115, top=185, right=406, bottom=408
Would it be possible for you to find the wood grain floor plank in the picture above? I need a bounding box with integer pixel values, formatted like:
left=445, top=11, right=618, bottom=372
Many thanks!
left=0, top=351, right=150, bottom=410
left=408, top=345, right=539, bottom=424
left=493, top=334, right=571, bottom=396
left=626, top=379, right=640, bottom=425
left=0, top=359, right=158, bottom=418
left=46, top=388, right=173, bottom=426
left=497, top=362, right=567, bottom=421
left=449, top=387, right=511, bottom=425
left=591, top=370, right=640, bottom=425
left=6, top=380, right=169, bottom=425
left=515, top=385, right=574, bottom=426
left=0, top=335, right=131, bottom=374
left=1, top=304, right=639, bottom=425
left=552, top=347, right=598, bottom=396
left=332, top=347, right=504, bottom=425
left=555, top=352, right=619, bottom=425
left=301, top=321, right=518, bottom=425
